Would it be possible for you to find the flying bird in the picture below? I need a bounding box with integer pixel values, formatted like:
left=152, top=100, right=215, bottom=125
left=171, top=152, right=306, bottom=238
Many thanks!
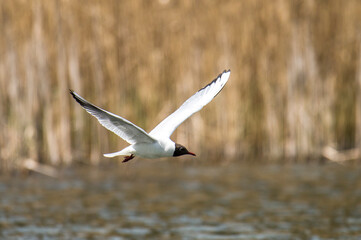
left=70, top=70, right=230, bottom=162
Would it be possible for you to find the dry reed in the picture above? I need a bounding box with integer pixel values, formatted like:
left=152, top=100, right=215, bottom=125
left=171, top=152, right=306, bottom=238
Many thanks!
left=0, top=0, right=360, bottom=168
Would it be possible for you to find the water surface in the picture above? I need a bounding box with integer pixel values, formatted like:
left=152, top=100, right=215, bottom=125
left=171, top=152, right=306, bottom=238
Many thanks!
left=1, top=161, right=361, bottom=239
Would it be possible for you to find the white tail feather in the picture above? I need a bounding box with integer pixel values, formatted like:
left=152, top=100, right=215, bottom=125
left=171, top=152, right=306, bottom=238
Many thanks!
left=103, top=146, right=134, bottom=158
left=103, top=151, right=126, bottom=158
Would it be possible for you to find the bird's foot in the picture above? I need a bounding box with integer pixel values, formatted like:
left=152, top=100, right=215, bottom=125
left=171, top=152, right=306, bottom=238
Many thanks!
left=122, top=154, right=135, bottom=163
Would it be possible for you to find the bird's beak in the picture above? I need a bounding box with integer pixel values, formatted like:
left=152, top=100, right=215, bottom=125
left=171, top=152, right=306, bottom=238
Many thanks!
left=188, top=151, right=196, bottom=156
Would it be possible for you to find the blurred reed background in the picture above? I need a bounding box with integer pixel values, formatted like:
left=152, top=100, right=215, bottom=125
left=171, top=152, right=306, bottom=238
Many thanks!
left=0, top=0, right=360, bottom=170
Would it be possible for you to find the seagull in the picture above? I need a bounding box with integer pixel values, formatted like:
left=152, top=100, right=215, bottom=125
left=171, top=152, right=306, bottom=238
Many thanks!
left=70, top=70, right=230, bottom=162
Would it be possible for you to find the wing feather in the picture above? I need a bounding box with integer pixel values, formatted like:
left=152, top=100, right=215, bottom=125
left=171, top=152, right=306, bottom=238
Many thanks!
left=70, top=91, right=155, bottom=144
left=150, top=70, right=230, bottom=138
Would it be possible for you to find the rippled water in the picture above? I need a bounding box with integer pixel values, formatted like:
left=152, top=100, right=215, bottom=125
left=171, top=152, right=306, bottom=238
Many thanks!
left=1, top=161, right=361, bottom=239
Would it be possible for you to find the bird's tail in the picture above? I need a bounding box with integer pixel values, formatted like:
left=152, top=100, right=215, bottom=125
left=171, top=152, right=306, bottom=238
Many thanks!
left=104, top=146, right=134, bottom=158
left=103, top=151, right=126, bottom=158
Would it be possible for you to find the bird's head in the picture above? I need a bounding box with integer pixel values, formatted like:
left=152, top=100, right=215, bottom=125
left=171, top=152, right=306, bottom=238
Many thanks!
left=173, top=143, right=196, bottom=157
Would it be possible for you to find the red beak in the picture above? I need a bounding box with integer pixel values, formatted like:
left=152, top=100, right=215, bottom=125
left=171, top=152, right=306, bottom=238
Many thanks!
left=188, top=151, right=196, bottom=156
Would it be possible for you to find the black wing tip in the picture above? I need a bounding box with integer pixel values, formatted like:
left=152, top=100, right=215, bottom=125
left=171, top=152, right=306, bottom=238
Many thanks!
left=218, top=69, right=230, bottom=79
left=198, top=69, right=231, bottom=93
left=219, top=69, right=231, bottom=75
left=69, top=89, right=78, bottom=100
left=69, top=89, right=76, bottom=98
left=69, top=89, right=86, bottom=107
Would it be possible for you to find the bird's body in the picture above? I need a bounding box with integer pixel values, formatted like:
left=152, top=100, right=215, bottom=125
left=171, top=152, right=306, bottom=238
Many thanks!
left=70, top=70, right=230, bottom=162
left=104, top=138, right=175, bottom=159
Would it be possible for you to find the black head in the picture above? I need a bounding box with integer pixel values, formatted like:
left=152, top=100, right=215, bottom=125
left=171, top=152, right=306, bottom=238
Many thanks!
left=173, top=143, right=196, bottom=157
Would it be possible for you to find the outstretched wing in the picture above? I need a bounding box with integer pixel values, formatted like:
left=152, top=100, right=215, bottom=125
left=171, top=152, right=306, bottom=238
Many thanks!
left=70, top=90, right=156, bottom=144
left=149, top=70, right=230, bottom=138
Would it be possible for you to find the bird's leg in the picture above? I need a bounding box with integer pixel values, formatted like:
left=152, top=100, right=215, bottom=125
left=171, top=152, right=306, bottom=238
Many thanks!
left=122, top=154, right=135, bottom=163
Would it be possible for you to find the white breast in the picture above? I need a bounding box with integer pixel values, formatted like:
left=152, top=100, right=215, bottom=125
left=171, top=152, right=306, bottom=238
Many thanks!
left=133, top=138, right=175, bottom=159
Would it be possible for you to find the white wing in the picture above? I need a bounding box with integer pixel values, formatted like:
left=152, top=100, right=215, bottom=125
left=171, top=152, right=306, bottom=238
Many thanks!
left=150, top=70, right=230, bottom=138
left=70, top=91, right=156, bottom=144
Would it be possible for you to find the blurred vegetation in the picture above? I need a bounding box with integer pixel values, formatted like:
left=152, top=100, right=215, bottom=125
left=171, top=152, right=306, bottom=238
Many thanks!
left=0, top=0, right=360, bottom=169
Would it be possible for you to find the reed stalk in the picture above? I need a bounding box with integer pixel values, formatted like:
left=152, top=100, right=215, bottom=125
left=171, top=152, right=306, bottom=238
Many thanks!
left=0, top=0, right=360, bottom=168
